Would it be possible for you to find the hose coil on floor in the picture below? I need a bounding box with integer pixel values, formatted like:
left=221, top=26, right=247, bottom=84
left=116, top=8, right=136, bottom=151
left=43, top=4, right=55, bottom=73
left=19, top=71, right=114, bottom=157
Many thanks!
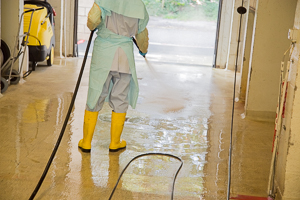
left=108, top=153, right=183, bottom=200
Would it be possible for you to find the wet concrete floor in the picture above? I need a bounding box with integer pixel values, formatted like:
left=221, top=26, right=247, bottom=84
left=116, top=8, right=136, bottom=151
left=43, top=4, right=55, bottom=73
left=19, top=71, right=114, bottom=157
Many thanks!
left=0, top=57, right=274, bottom=199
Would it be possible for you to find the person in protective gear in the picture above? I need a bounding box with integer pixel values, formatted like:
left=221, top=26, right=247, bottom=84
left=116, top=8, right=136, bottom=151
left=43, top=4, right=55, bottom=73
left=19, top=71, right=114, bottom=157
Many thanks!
left=78, top=0, right=149, bottom=153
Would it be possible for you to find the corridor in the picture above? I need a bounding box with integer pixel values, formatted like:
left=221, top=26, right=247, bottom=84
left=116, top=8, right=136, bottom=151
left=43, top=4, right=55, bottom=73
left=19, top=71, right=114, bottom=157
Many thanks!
left=0, top=57, right=274, bottom=199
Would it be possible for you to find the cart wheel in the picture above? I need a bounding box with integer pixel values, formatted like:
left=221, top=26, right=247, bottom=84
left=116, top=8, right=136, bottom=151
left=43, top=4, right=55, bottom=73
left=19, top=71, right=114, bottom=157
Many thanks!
left=1, top=77, right=8, bottom=93
left=1, top=40, right=11, bottom=68
left=47, top=46, right=54, bottom=66
left=32, top=61, right=37, bottom=71
left=6, top=69, right=20, bottom=85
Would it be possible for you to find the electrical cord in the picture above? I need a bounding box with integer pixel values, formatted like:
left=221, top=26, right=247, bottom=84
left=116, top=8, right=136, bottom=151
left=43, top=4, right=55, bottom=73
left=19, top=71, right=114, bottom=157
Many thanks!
left=227, top=2, right=247, bottom=200
left=22, top=34, right=48, bottom=78
left=28, top=29, right=95, bottom=200
left=108, top=153, right=183, bottom=200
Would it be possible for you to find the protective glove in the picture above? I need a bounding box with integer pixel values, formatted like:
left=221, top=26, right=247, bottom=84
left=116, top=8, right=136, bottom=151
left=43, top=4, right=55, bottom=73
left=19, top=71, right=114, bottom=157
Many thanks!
left=135, top=28, right=149, bottom=54
left=87, top=3, right=101, bottom=31
left=139, top=51, right=147, bottom=57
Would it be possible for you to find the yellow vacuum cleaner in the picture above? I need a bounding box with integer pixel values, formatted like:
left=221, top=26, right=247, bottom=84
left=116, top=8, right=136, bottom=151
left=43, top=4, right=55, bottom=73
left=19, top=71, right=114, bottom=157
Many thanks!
left=1, top=5, right=44, bottom=93
left=24, top=0, right=56, bottom=71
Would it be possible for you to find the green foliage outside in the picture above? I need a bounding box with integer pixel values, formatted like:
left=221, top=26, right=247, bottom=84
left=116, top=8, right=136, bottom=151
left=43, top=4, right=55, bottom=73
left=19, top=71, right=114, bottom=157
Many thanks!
left=142, top=0, right=219, bottom=21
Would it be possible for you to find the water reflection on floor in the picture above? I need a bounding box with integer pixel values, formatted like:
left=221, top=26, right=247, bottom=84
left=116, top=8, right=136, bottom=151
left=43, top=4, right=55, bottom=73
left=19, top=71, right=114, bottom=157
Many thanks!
left=0, top=58, right=274, bottom=200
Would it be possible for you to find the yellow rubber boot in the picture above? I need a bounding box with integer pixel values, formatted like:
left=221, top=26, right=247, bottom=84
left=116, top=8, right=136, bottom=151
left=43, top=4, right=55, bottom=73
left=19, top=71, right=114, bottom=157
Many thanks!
left=78, top=110, right=99, bottom=152
left=109, top=111, right=127, bottom=152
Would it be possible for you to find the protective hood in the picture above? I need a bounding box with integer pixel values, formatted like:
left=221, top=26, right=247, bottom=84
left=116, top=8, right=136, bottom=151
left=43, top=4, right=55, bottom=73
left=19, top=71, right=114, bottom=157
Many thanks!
left=95, top=0, right=146, bottom=19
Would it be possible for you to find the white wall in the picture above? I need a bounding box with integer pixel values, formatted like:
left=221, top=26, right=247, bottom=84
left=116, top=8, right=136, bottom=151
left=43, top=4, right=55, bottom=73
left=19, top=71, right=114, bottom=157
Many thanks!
left=215, top=0, right=235, bottom=69
left=275, top=0, right=300, bottom=198
left=1, top=0, right=23, bottom=70
left=226, top=0, right=247, bottom=71
left=78, top=0, right=94, bottom=41
left=239, top=1, right=256, bottom=102
left=48, top=0, right=75, bottom=57
left=245, top=0, right=297, bottom=121
left=63, top=0, right=75, bottom=57
left=49, top=0, right=64, bottom=57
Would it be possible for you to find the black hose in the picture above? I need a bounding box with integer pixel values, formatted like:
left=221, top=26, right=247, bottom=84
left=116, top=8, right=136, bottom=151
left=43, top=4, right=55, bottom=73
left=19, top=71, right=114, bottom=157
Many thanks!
left=24, top=7, right=44, bottom=14
left=226, top=2, right=247, bottom=200
left=23, top=70, right=32, bottom=78
left=28, top=29, right=95, bottom=200
left=108, top=153, right=183, bottom=200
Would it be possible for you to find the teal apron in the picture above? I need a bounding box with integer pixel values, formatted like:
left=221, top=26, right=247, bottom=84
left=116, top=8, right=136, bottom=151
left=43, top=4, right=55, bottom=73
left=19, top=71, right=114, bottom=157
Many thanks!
left=86, top=0, right=149, bottom=110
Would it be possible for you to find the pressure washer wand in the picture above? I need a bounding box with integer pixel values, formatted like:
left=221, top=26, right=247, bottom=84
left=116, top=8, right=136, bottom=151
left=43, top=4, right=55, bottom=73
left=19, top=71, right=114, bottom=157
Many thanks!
left=132, top=37, right=145, bottom=58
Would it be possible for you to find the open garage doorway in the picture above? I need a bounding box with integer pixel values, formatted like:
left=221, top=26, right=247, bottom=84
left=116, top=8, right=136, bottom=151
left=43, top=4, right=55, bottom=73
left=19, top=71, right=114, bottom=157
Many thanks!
left=75, top=0, right=220, bottom=67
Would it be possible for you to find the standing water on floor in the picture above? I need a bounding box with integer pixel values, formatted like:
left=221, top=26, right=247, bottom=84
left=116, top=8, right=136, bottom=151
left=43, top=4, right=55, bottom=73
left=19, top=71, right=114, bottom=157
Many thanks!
left=1, top=3, right=222, bottom=197
left=0, top=57, right=248, bottom=200
left=83, top=58, right=213, bottom=199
